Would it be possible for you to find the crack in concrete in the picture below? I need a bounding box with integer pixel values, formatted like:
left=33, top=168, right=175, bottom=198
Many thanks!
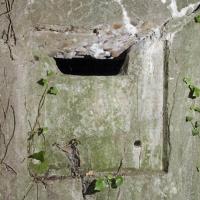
left=159, top=3, right=200, bottom=173
left=163, top=40, right=170, bottom=173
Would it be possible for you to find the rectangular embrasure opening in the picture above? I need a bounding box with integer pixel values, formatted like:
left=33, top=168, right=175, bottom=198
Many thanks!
left=54, top=51, right=129, bottom=76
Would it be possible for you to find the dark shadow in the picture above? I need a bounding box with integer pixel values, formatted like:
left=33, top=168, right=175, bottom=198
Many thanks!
left=83, top=180, right=98, bottom=196
left=54, top=51, right=129, bottom=76
left=134, top=140, right=142, bottom=147
left=188, top=89, right=197, bottom=99
left=163, top=40, right=170, bottom=173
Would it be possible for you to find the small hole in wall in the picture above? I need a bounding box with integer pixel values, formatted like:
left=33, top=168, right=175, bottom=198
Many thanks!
left=54, top=51, right=129, bottom=76
left=134, top=140, right=142, bottom=147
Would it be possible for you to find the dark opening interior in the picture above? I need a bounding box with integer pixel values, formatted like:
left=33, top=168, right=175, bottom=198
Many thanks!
left=54, top=51, right=129, bottom=76
left=134, top=140, right=142, bottom=147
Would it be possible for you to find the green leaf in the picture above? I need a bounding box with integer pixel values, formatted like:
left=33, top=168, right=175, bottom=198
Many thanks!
left=195, top=15, right=200, bottom=23
left=37, top=78, right=48, bottom=86
left=95, top=179, right=107, bottom=191
left=192, top=127, right=200, bottom=136
left=195, top=121, right=200, bottom=128
left=110, top=176, right=124, bottom=189
left=190, top=105, right=200, bottom=113
left=107, top=175, right=114, bottom=185
left=47, top=70, right=55, bottom=77
left=183, top=78, right=200, bottom=98
left=47, top=87, right=58, bottom=95
left=193, top=87, right=200, bottom=98
left=28, top=151, right=45, bottom=162
left=186, top=116, right=193, bottom=122
left=31, top=160, right=49, bottom=174
left=107, top=174, right=114, bottom=180
left=38, top=127, right=48, bottom=136
left=115, top=176, right=124, bottom=187
left=197, top=167, right=200, bottom=172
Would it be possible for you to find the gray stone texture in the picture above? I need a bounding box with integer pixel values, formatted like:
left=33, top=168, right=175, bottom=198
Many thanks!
left=1, top=0, right=200, bottom=199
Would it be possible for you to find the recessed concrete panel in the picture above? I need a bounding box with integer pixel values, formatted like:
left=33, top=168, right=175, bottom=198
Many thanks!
left=30, top=39, right=166, bottom=175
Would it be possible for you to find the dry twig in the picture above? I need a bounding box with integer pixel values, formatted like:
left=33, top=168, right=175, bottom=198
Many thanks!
left=0, top=0, right=16, bottom=60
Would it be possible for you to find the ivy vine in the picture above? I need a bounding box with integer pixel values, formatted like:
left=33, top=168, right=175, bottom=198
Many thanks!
left=183, top=77, right=200, bottom=136
left=194, top=15, right=200, bottom=23
left=27, top=69, right=58, bottom=174
left=22, top=55, right=59, bottom=199
left=94, top=175, right=124, bottom=191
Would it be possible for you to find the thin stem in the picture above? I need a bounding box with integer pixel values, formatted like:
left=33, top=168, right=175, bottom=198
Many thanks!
left=1, top=105, right=16, bottom=164
left=22, top=182, right=34, bottom=200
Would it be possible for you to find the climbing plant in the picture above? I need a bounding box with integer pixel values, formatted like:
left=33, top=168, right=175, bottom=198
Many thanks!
left=183, top=77, right=200, bottom=136
left=22, top=54, right=59, bottom=199
left=94, top=175, right=124, bottom=191
left=27, top=67, right=58, bottom=175
left=194, top=15, right=200, bottom=23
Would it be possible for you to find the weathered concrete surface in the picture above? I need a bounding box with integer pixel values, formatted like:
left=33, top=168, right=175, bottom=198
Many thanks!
left=166, top=19, right=200, bottom=200
left=1, top=0, right=200, bottom=199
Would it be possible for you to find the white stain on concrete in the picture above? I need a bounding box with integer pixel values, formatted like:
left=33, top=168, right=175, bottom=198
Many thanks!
left=161, top=0, right=166, bottom=4
left=141, top=40, right=160, bottom=75
left=90, top=43, right=105, bottom=58
left=138, top=39, right=164, bottom=168
left=166, top=31, right=177, bottom=43
left=132, top=145, right=141, bottom=169
left=114, top=0, right=137, bottom=35
left=27, top=0, right=34, bottom=5
left=170, top=185, right=178, bottom=195
left=168, top=0, right=200, bottom=18
left=56, top=84, right=70, bottom=91
left=153, top=178, right=168, bottom=198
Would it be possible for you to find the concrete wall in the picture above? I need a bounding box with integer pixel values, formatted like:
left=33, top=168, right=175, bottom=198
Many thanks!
left=1, top=0, right=200, bottom=199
